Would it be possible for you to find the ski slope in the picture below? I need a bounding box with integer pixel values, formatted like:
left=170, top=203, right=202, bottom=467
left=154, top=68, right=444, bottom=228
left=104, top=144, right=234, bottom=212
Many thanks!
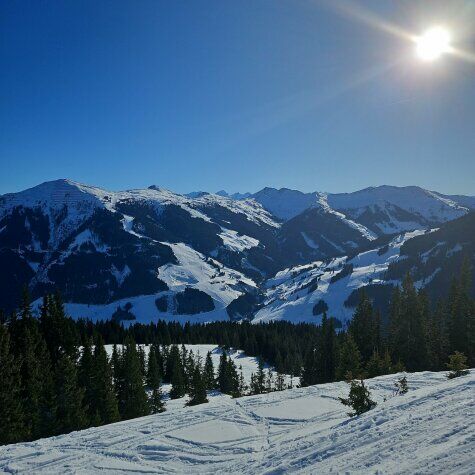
left=1, top=370, right=473, bottom=474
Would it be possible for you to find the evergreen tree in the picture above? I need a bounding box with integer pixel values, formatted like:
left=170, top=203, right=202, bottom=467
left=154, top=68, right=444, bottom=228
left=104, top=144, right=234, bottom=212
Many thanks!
left=275, top=372, right=286, bottom=391
left=164, top=345, right=181, bottom=384
left=149, top=387, right=166, bottom=413
left=265, top=368, right=274, bottom=393
left=91, top=337, right=120, bottom=424
left=336, top=334, right=362, bottom=381
left=394, top=376, right=408, bottom=395
left=22, top=326, right=56, bottom=439
left=389, top=275, right=428, bottom=371
left=187, top=366, right=208, bottom=406
left=349, top=291, right=378, bottom=362
left=203, top=351, right=215, bottom=390
left=110, top=344, right=122, bottom=393
left=54, top=354, right=88, bottom=434
left=146, top=345, right=165, bottom=413
left=169, top=362, right=186, bottom=399
left=300, top=348, right=318, bottom=387
left=238, top=366, right=247, bottom=395
left=339, top=379, right=377, bottom=417
left=117, top=338, right=150, bottom=419
left=446, top=351, right=469, bottom=379
left=0, top=325, right=26, bottom=444
left=318, top=313, right=336, bottom=383
left=78, top=338, right=96, bottom=424
left=250, top=358, right=267, bottom=394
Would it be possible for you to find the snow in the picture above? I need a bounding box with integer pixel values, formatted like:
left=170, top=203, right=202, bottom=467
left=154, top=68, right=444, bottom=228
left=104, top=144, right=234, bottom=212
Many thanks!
left=301, top=232, right=319, bottom=250
left=158, top=242, right=256, bottom=304
left=219, top=228, right=260, bottom=252
left=254, top=230, right=428, bottom=325
left=0, top=180, right=279, bottom=252
left=328, top=185, right=468, bottom=224
left=110, top=264, right=131, bottom=287
left=47, top=294, right=231, bottom=325
left=317, top=193, right=378, bottom=241
left=1, top=370, right=473, bottom=474
left=31, top=242, right=258, bottom=324
left=251, top=188, right=319, bottom=220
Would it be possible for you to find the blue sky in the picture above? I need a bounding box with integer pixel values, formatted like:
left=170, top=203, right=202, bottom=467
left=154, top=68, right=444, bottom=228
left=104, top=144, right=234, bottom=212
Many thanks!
left=1, top=0, right=474, bottom=195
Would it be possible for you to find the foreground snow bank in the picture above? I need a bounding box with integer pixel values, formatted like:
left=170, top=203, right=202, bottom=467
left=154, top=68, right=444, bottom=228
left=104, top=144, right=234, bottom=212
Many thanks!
left=1, top=370, right=473, bottom=474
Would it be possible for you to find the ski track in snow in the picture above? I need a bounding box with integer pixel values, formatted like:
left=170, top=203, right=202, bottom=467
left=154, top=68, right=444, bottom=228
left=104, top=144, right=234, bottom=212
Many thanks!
left=1, top=370, right=473, bottom=474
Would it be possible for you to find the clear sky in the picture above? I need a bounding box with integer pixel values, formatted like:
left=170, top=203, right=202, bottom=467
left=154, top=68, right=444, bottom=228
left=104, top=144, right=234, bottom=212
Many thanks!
left=1, top=0, right=474, bottom=196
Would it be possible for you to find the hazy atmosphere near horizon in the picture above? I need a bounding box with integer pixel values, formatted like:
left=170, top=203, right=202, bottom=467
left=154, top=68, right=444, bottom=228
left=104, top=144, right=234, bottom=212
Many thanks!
left=1, top=0, right=474, bottom=195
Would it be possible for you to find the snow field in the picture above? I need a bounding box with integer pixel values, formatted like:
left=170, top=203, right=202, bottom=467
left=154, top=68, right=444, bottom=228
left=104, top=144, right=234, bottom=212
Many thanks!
left=0, top=370, right=473, bottom=474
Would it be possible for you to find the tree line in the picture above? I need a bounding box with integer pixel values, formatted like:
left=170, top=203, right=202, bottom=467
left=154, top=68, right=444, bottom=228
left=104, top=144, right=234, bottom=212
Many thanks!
left=0, top=260, right=473, bottom=445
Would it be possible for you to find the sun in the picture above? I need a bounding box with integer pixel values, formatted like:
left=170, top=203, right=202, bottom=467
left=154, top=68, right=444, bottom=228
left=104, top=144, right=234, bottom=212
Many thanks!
left=415, top=27, right=451, bottom=61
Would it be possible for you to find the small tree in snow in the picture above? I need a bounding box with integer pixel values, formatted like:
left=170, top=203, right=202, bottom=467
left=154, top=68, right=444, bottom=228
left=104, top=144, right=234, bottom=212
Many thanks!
left=394, top=376, right=408, bottom=395
left=339, top=379, right=376, bottom=417
left=446, top=352, right=469, bottom=379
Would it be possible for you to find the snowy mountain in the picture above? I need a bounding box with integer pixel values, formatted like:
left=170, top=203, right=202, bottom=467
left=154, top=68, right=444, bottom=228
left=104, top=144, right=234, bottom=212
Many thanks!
left=248, top=185, right=473, bottom=236
left=0, top=180, right=276, bottom=316
left=254, top=229, right=428, bottom=325
left=1, top=179, right=473, bottom=323
left=1, top=369, right=473, bottom=473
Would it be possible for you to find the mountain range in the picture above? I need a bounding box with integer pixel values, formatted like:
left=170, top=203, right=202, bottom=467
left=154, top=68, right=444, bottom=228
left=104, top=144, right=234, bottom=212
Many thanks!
left=1, top=179, right=474, bottom=323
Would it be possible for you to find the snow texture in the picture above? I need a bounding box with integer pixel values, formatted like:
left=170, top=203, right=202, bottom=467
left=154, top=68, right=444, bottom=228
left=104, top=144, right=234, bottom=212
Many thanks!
left=1, top=369, right=473, bottom=474
left=254, top=230, right=428, bottom=324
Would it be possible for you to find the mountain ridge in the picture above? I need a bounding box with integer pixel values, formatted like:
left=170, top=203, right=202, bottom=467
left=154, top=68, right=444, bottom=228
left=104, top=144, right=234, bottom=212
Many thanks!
left=1, top=179, right=474, bottom=322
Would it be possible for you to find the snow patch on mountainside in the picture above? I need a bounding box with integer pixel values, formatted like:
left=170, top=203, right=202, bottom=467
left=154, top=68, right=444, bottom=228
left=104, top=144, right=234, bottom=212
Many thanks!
left=219, top=228, right=260, bottom=252
left=1, top=370, right=472, bottom=474
left=328, top=185, right=468, bottom=223
left=254, top=229, right=428, bottom=324
left=317, top=193, right=378, bottom=241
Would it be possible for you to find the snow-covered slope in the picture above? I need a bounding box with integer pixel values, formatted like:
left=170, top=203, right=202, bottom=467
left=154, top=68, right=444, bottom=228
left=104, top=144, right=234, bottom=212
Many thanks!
left=1, top=180, right=473, bottom=321
left=0, top=180, right=279, bottom=315
left=1, top=370, right=473, bottom=474
left=327, top=185, right=470, bottom=235
left=249, top=185, right=473, bottom=235
left=254, top=230, right=429, bottom=325
left=251, top=187, right=319, bottom=220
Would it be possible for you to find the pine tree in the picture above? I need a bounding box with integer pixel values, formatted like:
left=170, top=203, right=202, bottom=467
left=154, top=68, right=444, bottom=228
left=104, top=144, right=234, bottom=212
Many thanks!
left=92, top=337, right=120, bottom=424
left=149, top=387, right=166, bottom=413
left=366, top=350, right=383, bottom=378
left=187, top=366, right=208, bottom=406
left=275, top=372, right=286, bottom=391
left=394, top=376, right=408, bottom=395
left=146, top=345, right=161, bottom=388
left=238, top=366, right=247, bottom=395
left=78, top=338, right=95, bottom=423
left=164, top=345, right=180, bottom=384
left=265, top=369, right=274, bottom=393
left=349, top=290, right=377, bottom=362
left=389, top=275, right=428, bottom=371
left=318, top=313, right=336, bottom=383
left=251, top=358, right=267, bottom=394
left=300, top=349, right=318, bottom=387
left=446, top=351, right=469, bottom=379
left=339, top=379, right=376, bottom=417
left=203, top=351, right=216, bottom=390
left=110, top=344, right=122, bottom=393
left=117, top=338, right=150, bottom=419
left=169, top=362, right=186, bottom=399
left=21, top=325, right=56, bottom=439
left=336, top=334, right=362, bottom=381
left=146, top=345, right=165, bottom=413
left=0, top=325, right=26, bottom=444
left=54, top=354, right=88, bottom=434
